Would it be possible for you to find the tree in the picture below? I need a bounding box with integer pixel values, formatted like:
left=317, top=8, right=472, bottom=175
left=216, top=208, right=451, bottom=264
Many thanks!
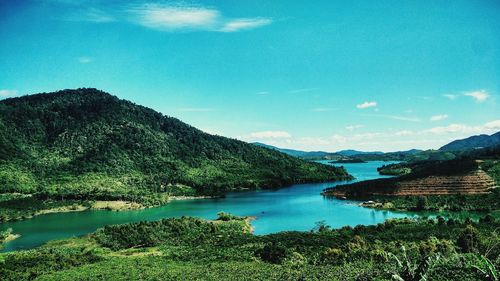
left=457, top=225, right=480, bottom=253
left=415, top=196, right=427, bottom=211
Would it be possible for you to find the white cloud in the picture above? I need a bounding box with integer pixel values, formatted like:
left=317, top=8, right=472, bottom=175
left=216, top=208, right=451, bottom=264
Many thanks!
left=78, top=56, right=93, bottom=63
left=62, top=6, right=116, bottom=23
left=430, top=114, right=448, bottom=121
left=127, top=4, right=271, bottom=32
left=288, top=88, right=318, bottom=94
left=464, top=90, right=489, bottom=102
left=83, top=8, right=116, bottom=23
left=424, top=124, right=470, bottom=134
left=240, top=119, right=500, bottom=152
left=250, top=131, right=292, bottom=139
left=129, top=4, right=219, bottom=30
left=484, top=120, right=500, bottom=130
left=177, top=108, right=214, bottom=112
left=346, top=125, right=363, bottom=131
left=220, top=18, right=272, bottom=32
left=443, top=94, right=458, bottom=100
left=424, top=120, right=500, bottom=135
left=0, top=89, right=18, bottom=97
left=356, top=101, right=377, bottom=109
left=394, top=130, right=415, bottom=136
left=256, top=91, right=268, bottom=95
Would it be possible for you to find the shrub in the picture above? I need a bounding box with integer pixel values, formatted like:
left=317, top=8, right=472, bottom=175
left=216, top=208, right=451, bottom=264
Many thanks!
left=457, top=225, right=481, bottom=253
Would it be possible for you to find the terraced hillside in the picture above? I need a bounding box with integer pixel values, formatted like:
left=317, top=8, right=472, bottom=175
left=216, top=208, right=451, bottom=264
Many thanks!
left=323, top=158, right=498, bottom=198
left=386, top=169, right=496, bottom=196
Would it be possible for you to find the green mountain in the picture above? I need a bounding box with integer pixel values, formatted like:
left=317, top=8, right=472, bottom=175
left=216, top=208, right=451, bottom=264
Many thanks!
left=439, top=131, right=500, bottom=151
left=0, top=89, right=351, bottom=202
left=252, top=142, right=341, bottom=160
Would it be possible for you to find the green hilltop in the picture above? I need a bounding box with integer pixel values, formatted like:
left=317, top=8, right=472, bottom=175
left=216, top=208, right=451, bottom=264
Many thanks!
left=0, top=89, right=351, bottom=205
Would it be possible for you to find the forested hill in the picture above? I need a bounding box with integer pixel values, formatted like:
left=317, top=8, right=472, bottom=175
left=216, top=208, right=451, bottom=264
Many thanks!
left=0, top=88, right=351, bottom=201
left=439, top=131, right=500, bottom=151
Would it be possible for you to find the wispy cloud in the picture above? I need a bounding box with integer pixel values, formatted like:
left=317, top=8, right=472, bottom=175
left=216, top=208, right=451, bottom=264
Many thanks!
left=250, top=131, right=291, bottom=139
left=57, top=2, right=271, bottom=32
left=464, top=90, right=489, bottom=103
left=63, top=7, right=116, bottom=23
left=363, top=114, right=420, bottom=122
left=356, top=101, right=377, bottom=109
left=394, top=130, right=415, bottom=136
left=83, top=7, right=116, bottom=22
left=256, top=91, right=269, bottom=95
left=128, top=4, right=219, bottom=31
left=424, top=120, right=500, bottom=134
left=424, top=124, right=473, bottom=134
left=177, top=108, right=215, bottom=112
left=484, top=120, right=500, bottom=130
left=78, top=56, right=93, bottom=63
left=312, top=107, right=336, bottom=112
left=430, top=114, right=448, bottom=121
left=241, top=119, right=500, bottom=152
left=0, top=89, right=18, bottom=97
left=443, top=94, right=458, bottom=100
left=288, top=88, right=318, bottom=94
left=127, top=4, right=271, bottom=32
left=220, top=18, right=272, bottom=32
left=346, top=125, right=363, bottom=131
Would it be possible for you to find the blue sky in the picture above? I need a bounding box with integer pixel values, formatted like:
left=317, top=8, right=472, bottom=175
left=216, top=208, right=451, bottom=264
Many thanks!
left=1, top=0, right=499, bottom=152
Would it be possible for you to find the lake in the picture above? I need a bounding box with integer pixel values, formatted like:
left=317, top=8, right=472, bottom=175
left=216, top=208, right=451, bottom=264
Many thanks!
left=1, top=161, right=418, bottom=252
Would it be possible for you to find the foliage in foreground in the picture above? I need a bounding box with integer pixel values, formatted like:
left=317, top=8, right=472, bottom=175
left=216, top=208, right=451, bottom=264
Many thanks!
left=1, top=214, right=499, bottom=280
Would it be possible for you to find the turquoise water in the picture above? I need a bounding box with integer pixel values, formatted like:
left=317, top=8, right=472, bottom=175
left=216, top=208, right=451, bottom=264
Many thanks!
left=1, top=161, right=416, bottom=252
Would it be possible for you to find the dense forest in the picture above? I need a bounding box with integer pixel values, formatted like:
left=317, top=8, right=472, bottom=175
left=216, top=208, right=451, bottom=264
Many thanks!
left=0, top=89, right=351, bottom=208
left=1, top=214, right=498, bottom=280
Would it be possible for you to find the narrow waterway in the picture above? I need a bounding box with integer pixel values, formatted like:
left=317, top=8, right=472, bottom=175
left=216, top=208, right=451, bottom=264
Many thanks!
left=1, top=161, right=421, bottom=252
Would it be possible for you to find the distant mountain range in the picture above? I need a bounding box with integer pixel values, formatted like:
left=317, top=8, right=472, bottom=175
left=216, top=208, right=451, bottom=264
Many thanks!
left=336, top=150, right=384, bottom=156
left=253, top=142, right=421, bottom=161
left=439, top=131, right=500, bottom=151
left=252, top=142, right=341, bottom=160
left=254, top=131, right=500, bottom=162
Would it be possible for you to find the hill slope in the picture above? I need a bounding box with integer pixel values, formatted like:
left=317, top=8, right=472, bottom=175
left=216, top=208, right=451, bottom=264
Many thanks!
left=439, top=131, right=500, bottom=151
left=0, top=89, right=351, bottom=202
left=323, top=155, right=499, bottom=200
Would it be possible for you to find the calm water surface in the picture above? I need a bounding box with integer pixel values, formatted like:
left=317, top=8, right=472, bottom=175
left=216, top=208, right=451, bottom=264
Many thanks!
left=2, top=161, right=419, bottom=252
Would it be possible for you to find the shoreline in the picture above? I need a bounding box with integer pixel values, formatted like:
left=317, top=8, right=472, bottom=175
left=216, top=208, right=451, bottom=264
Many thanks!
left=4, top=233, right=20, bottom=243
left=0, top=196, right=221, bottom=223
left=167, top=195, right=218, bottom=202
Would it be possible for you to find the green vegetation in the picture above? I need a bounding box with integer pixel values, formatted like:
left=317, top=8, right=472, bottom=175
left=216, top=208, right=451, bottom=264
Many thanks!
left=329, top=158, right=366, bottom=164
left=1, top=214, right=499, bottom=280
left=366, top=191, right=500, bottom=212
left=0, top=228, right=13, bottom=244
left=0, top=89, right=351, bottom=221
left=325, top=150, right=500, bottom=213
left=0, top=194, right=91, bottom=222
left=377, top=163, right=412, bottom=176
left=325, top=158, right=482, bottom=198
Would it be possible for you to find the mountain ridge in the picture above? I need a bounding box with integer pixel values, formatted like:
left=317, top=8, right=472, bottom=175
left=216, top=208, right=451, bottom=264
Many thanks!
left=439, top=131, right=500, bottom=151
left=0, top=88, right=351, bottom=203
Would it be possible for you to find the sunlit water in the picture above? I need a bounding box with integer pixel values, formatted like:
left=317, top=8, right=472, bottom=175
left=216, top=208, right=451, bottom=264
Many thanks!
left=1, top=161, right=424, bottom=252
